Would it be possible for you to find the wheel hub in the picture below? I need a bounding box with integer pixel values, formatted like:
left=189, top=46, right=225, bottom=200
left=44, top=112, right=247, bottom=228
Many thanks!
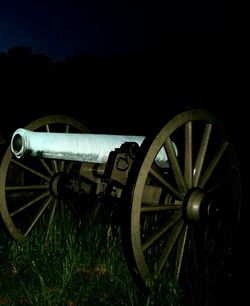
left=183, top=188, right=219, bottom=223
left=50, top=172, right=80, bottom=199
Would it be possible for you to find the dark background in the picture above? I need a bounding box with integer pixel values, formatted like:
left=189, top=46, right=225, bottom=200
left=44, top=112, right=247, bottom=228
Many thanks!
left=0, top=1, right=248, bottom=131
left=0, top=1, right=249, bottom=303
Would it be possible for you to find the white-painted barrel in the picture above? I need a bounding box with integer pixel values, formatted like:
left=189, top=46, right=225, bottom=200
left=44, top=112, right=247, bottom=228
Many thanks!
left=11, top=128, right=176, bottom=166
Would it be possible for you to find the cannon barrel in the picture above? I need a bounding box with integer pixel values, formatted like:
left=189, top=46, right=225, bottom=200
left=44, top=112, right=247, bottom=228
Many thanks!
left=11, top=128, right=172, bottom=166
left=11, top=128, right=147, bottom=163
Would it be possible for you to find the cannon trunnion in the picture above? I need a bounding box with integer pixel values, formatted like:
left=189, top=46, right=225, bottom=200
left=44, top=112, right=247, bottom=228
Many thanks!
left=0, top=109, right=241, bottom=304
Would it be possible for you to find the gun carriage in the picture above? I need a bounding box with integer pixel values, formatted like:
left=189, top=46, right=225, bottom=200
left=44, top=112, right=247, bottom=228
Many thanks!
left=0, top=110, right=241, bottom=302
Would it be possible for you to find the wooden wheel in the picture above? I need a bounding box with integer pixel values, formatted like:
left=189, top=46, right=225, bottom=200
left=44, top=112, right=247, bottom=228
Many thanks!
left=122, top=108, right=241, bottom=304
left=0, top=115, right=89, bottom=242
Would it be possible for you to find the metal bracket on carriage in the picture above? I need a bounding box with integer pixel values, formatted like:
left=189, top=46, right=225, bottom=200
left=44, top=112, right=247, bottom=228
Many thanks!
left=104, top=141, right=139, bottom=184
left=79, top=141, right=140, bottom=200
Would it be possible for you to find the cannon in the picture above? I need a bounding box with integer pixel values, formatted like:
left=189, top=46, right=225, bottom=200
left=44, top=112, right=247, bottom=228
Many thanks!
left=0, top=109, right=241, bottom=303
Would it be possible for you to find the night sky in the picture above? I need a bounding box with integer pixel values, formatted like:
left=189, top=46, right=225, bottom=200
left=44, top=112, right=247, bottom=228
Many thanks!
left=0, top=1, right=248, bottom=63
left=1, top=0, right=162, bottom=61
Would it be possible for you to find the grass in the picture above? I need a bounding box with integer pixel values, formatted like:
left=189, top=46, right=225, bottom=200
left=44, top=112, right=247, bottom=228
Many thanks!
left=0, top=208, right=182, bottom=306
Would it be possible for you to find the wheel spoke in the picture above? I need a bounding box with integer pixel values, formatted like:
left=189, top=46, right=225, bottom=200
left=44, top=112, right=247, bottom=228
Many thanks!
left=59, top=160, right=66, bottom=172
left=184, top=122, right=192, bottom=189
left=164, top=136, right=186, bottom=194
left=141, top=204, right=182, bottom=212
left=10, top=191, right=50, bottom=216
left=44, top=199, right=57, bottom=244
left=156, top=219, right=184, bottom=276
left=52, top=160, right=59, bottom=173
left=66, top=198, right=82, bottom=226
left=65, top=161, right=75, bottom=173
left=6, top=184, right=49, bottom=191
left=40, top=159, right=54, bottom=176
left=193, top=123, right=212, bottom=187
left=142, top=213, right=181, bottom=252
left=150, top=164, right=183, bottom=199
left=11, top=159, right=50, bottom=181
left=198, top=141, right=229, bottom=188
left=64, top=124, right=70, bottom=133
left=24, top=195, right=53, bottom=236
left=45, top=124, right=50, bottom=132
left=175, top=224, right=188, bottom=280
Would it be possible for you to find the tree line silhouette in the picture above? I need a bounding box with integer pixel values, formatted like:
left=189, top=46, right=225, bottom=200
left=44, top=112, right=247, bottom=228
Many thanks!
left=0, top=43, right=247, bottom=138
